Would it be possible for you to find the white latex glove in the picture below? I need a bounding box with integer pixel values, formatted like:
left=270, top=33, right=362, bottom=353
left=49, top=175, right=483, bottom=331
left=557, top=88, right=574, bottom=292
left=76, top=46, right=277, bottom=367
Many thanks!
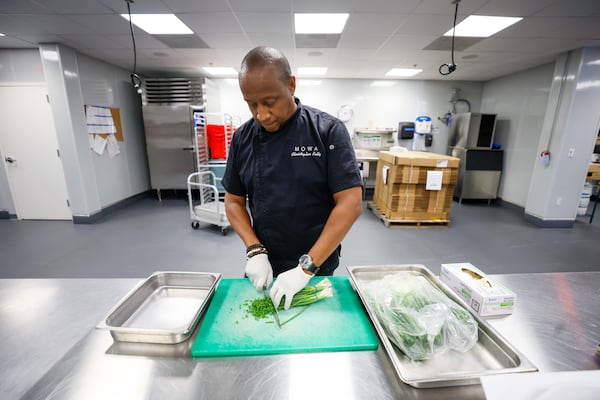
left=245, top=253, right=273, bottom=290
left=270, top=266, right=312, bottom=310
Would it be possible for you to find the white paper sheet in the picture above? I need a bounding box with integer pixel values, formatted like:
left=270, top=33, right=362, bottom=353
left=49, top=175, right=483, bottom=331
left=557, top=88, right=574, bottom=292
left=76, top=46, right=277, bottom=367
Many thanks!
left=106, top=134, right=120, bottom=158
left=382, top=165, right=389, bottom=185
left=426, top=170, right=443, bottom=190
left=481, top=370, right=600, bottom=400
left=92, top=134, right=107, bottom=155
left=86, top=105, right=116, bottom=135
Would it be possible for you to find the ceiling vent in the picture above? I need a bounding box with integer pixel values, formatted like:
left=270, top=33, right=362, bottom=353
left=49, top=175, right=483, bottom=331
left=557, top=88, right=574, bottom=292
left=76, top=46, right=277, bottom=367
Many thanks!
left=295, top=34, right=341, bottom=48
left=142, top=78, right=204, bottom=104
left=423, top=36, right=484, bottom=52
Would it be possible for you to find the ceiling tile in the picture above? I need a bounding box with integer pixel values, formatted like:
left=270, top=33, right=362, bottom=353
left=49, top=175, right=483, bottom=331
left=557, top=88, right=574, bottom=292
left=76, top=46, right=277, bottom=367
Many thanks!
left=246, top=33, right=295, bottom=49
left=235, top=13, right=294, bottom=34
left=97, top=0, right=171, bottom=13
left=200, top=33, right=252, bottom=49
left=534, top=0, right=600, bottom=17
left=337, top=33, right=389, bottom=50
left=161, top=0, right=231, bottom=13
left=0, top=15, right=91, bottom=35
left=230, top=0, right=292, bottom=12
left=475, top=0, right=556, bottom=17
left=394, top=14, right=457, bottom=36
left=295, top=34, right=341, bottom=48
left=0, top=36, right=37, bottom=47
left=412, top=0, right=489, bottom=15
left=0, top=0, right=51, bottom=14
left=178, top=13, right=242, bottom=34
left=64, top=14, right=134, bottom=35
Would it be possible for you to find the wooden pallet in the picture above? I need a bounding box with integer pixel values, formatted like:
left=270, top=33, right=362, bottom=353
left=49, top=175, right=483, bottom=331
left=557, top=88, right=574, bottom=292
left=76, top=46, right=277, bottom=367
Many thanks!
left=367, top=201, right=450, bottom=228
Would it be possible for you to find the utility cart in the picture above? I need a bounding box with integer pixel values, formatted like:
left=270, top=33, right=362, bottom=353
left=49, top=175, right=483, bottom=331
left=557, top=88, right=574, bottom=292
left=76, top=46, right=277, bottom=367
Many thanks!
left=187, top=170, right=230, bottom=234
left=187, top=110, right=240, bottom=234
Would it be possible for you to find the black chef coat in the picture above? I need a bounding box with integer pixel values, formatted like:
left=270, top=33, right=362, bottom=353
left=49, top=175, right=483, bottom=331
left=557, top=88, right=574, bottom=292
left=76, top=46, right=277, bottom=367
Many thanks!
left=222, top=98, right=362, bottom=275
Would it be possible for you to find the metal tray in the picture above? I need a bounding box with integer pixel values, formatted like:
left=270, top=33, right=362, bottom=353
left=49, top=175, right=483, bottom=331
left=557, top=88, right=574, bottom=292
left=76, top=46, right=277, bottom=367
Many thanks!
left=97, top=271, right=221, bottom=344
left=347, top=264, right=537, bottom=388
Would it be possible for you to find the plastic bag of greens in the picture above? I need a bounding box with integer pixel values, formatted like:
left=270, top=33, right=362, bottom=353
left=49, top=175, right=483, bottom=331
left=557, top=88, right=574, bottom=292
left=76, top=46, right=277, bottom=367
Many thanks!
left=362, top=272, right=478, bottom=360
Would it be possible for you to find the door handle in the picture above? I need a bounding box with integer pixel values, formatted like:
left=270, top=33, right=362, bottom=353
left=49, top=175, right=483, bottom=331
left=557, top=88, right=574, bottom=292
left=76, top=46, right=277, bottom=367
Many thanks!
left=4, top=157, right=16, bottom=163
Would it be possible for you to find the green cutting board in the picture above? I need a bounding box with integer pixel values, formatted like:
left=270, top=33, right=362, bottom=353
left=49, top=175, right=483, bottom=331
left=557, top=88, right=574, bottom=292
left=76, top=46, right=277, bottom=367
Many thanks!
left=191, top=276, right=378, bottom=357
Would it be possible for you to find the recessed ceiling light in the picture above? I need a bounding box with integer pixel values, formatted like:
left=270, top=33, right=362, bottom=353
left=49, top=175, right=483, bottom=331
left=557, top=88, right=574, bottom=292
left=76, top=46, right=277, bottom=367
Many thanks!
left=0, top=33, right=5, bottom=37
left=385, top=68, right=422, bottom=77
left=203, top=67, right=238, bottom=76
left=297, top=80, right=323, bottom=86
left=297, top=67, right=328, bottom=76
left=444, top=15, right=522, bottom=38
left=120, top=14, right=193, bottom=35
left=294, top=13, right=349, bottom=34
left=370, top=81, right=397, bottom=87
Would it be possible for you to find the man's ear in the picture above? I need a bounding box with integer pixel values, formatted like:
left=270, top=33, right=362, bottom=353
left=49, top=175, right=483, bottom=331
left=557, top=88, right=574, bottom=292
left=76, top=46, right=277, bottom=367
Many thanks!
left=288, top=75, right=296, bottom=95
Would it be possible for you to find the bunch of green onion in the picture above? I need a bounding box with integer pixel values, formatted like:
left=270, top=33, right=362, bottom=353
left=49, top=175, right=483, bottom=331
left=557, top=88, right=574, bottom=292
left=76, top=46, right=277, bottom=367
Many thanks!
left=276, top=278, right=333, bottom=310
left=243, top=278, right=333, bottom=321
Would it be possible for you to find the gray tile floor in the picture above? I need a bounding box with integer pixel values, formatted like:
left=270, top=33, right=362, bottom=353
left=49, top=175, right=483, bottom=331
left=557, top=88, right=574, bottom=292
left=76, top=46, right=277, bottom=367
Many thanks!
left=1, top=197, right=599, bottom=279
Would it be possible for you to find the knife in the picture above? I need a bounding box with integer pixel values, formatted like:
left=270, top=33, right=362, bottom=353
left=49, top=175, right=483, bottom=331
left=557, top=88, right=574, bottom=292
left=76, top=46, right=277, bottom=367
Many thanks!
left=262, top=285, right=281, bottom=329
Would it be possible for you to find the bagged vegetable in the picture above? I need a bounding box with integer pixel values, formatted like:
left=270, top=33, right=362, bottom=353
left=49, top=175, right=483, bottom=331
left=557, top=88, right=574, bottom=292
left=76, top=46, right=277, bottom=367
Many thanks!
left=362, top=272, right=478, bottom=360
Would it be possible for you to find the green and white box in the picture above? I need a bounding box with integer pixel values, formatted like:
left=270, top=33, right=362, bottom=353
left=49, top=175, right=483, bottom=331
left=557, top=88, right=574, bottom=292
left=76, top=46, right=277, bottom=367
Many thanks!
left=440, top=263, right=516, bottom=317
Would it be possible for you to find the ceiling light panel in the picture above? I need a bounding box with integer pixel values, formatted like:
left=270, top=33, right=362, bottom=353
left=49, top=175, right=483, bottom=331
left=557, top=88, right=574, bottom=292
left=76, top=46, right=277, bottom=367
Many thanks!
left=294, top=13, right=349, bottom=34
left=121, top=14, right=193, bottom=35
left=370, top=81, right=396, bottom=87
left=385, top=68, right=423, bottom=77
left=444, top=16, right=523, bottom=38
left=203, top=67, right=238, bottom=75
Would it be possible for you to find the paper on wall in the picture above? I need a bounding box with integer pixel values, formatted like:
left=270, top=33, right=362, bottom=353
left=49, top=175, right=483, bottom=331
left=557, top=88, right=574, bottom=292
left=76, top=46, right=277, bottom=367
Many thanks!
left=86, top=105, right=116, bottom=135
left=92, top=134, right=107, bottom=155
left=106, top=134, right=120, bottom=158
left=426, top=170, right=443, bottom=190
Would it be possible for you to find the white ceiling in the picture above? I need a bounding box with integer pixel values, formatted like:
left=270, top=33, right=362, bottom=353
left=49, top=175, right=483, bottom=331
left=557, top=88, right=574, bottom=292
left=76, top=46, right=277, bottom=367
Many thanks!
left=1, top=0, right=600, bottom=81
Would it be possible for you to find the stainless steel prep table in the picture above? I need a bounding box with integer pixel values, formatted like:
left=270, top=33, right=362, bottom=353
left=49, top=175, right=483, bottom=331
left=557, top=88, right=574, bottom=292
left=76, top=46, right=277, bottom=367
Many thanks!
left=2, top=272, right=599, bottom=400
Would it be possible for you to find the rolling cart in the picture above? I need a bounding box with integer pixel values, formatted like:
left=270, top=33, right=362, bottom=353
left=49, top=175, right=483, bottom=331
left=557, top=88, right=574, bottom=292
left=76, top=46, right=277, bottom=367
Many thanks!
left=187, top=171, right=230, bottom=235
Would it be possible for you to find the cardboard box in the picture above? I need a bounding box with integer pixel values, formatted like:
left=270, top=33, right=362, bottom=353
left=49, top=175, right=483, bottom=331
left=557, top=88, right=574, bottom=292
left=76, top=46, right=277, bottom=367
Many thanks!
left=588, top=163, right=600, bottom=180
left=440, top=263, right=516, bottom=317
left=373, top=151, right=459, bottom=221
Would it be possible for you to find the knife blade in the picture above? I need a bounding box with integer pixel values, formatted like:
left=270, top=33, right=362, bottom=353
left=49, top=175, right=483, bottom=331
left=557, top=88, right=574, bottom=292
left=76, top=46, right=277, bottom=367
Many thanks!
left=267, top=292, right=281, bottom=329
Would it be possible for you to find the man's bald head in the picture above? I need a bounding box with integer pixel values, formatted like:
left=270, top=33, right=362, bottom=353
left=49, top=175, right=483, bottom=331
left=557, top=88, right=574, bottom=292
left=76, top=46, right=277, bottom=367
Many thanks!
left=239, top=46, right=292, bottom=85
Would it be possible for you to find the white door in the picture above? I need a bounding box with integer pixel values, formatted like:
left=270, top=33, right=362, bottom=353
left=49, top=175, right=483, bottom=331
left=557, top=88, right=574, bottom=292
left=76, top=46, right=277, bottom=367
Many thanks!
left=0, top=85, right=71, bottom=220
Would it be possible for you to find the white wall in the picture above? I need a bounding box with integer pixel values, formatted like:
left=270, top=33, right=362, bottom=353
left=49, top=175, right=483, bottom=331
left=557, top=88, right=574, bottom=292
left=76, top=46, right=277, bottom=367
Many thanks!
left=77, top=53, right=150, bottom=208
left=480, top=63, right=555, bottom=207
left=526, top=48, right=600, bottom=221
left=0, top=46, right=150, bottom=220
left=214, top=78, right=484, bottom=156
left=0, top=49, right=47, bottom=214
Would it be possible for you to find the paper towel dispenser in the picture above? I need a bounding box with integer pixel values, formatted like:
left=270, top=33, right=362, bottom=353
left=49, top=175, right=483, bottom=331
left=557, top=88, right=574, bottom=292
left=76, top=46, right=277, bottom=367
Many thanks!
left=398, top=122, right=415, bottom=139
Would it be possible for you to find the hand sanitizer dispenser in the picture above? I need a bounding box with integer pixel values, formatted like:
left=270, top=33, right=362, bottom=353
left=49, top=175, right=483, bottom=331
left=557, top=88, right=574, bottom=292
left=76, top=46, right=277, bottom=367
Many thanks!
left=413, top=116, right=432, bottom=151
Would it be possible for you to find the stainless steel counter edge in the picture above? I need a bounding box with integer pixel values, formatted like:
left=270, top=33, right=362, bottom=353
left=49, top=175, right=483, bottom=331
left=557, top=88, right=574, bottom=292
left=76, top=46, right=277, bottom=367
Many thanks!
left=2, top=272, right=599, bottom=400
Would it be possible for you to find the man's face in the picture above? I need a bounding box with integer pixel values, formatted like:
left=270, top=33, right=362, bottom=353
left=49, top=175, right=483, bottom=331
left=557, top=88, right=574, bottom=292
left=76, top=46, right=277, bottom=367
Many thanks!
left=239, top=64, right=296, bottom=132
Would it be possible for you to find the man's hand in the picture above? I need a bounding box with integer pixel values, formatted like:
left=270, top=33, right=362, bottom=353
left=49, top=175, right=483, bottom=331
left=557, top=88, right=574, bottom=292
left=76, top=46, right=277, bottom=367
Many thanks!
left=245, top=253, right=273, bottom=290
left=270, top=266, right=311, bottom=310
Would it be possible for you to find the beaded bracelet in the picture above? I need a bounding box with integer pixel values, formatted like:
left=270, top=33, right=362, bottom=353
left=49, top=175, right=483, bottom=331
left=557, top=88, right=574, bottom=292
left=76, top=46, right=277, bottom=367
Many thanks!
left=246, top=248, right=268, bottom=259
left=246, top=243, right=265, bottom=253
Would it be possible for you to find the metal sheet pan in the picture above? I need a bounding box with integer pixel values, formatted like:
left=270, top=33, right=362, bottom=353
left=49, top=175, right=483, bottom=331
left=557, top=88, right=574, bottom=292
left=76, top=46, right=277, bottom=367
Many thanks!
left=347, top=264, right=537, bottom=388
left=97, top=271, right=221, bottom=344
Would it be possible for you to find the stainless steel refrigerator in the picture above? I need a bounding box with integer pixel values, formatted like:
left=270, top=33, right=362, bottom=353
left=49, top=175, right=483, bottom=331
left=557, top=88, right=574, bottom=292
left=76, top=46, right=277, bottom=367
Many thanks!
left=141, top=78, right=205, bottom=199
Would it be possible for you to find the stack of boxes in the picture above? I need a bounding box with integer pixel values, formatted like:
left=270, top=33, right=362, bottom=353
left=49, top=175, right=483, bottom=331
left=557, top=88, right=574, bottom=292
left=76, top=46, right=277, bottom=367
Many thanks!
left=373, top=151, right=460, bottom=221
left=588, top=162, right=600, bottom=180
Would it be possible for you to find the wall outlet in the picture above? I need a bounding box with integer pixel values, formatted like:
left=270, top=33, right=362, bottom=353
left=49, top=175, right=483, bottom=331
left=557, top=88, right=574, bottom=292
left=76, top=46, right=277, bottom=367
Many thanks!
left=556, top=197, right=562, bottom=206
left=568, top=148, right=575, bottom=158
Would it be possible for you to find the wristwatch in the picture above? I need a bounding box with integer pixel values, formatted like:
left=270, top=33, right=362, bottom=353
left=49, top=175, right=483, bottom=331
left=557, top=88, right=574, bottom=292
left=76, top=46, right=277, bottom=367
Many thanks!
left=299, top=254, right=320, bottom=276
